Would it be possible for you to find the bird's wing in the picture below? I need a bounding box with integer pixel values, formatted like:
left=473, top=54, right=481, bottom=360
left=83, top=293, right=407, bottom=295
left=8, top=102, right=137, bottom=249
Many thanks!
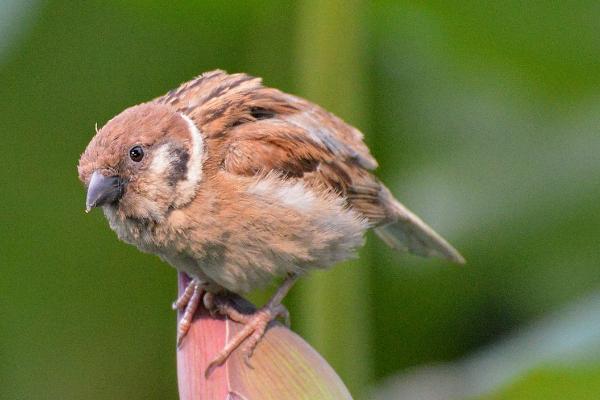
left=158, top=70, right=463, bottom=262
left=157, top=70, right=385, bottom=222
left=156, top=70, right=377, bottom=168
left=221, top=117, right=389, bottom=223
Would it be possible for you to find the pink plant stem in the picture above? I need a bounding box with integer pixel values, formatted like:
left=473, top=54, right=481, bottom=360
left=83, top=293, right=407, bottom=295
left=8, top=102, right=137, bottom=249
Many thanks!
left=176, top=273, right=228, bottom=399
left=175, top=272, right=353, bottom=399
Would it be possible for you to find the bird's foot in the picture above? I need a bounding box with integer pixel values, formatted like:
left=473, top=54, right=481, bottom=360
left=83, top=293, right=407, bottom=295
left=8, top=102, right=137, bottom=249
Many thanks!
left=173, top=279, right=204, bottom=347
left=204, top=292, right=290, bottom=377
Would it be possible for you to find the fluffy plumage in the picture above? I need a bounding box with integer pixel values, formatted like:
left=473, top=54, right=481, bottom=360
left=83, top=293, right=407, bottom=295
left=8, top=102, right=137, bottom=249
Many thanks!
left=78, top=70, right=463, bottom=294
left=79, top=70, right=465, bottom=368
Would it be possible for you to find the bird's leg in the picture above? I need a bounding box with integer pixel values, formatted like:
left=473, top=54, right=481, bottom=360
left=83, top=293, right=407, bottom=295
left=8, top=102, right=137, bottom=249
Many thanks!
left=205, top=273, right=299, bottom=376
left=174, top=279, right=204, bottom=347
left=172, top=279, right=197, bottom=311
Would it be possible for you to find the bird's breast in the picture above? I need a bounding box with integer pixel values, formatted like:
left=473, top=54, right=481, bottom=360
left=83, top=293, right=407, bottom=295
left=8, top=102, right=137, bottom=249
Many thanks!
left=100, top=178, right=369, bottom=294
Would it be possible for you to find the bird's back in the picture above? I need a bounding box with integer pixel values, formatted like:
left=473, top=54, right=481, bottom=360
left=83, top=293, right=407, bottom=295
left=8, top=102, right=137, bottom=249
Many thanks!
left=158, top=70, right=463, bottom=264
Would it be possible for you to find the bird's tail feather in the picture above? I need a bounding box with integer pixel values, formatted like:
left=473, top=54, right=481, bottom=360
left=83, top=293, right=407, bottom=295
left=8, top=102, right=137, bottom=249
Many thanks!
left=374, top=185, right=465, bottom=264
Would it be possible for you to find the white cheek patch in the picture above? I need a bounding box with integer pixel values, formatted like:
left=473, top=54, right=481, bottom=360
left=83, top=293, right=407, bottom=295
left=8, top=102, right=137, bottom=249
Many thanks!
left=149, top=143, right=175, bottom=175
left=174, top=113, right=205, bottom=207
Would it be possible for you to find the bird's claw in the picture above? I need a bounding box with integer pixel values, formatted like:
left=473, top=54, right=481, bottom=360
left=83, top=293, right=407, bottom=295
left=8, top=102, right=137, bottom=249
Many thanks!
left=204, top=301, right=288, bottom=377
left=174, top=279, right=203, bottom=348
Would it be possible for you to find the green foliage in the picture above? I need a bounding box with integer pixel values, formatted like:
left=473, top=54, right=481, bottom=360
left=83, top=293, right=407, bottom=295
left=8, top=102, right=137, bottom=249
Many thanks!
left=477, top=366, right=600, bottom=400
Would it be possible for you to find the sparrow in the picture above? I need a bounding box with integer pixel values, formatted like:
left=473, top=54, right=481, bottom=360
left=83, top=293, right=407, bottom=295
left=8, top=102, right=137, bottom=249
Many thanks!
left=78, top=70, right=464, bottom=372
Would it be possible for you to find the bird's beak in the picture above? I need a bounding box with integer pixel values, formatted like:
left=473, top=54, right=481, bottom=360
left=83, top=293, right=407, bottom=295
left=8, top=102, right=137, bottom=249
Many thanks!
left=85, top=171, right=123, bottom=212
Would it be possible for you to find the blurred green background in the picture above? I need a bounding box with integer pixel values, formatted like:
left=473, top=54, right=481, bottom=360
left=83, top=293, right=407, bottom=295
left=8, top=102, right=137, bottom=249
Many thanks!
left=1, top=1, right=599, bottom=399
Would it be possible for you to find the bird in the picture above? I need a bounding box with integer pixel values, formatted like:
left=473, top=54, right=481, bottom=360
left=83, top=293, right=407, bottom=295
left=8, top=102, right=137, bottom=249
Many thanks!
left=78, top=70, right=464, bottom=373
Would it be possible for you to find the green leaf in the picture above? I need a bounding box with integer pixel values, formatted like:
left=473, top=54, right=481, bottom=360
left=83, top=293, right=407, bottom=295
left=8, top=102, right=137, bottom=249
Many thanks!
left=476, top=366, right=600, bottom=400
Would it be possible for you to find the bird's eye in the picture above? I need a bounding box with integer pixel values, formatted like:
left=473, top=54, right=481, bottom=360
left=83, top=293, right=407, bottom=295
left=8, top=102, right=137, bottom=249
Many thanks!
left=129, top=146, right=144, bottom=162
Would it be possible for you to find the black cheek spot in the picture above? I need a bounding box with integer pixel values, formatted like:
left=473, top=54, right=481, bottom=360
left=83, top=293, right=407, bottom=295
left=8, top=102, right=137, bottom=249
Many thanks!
left=167, top=147, right=190, bottom=186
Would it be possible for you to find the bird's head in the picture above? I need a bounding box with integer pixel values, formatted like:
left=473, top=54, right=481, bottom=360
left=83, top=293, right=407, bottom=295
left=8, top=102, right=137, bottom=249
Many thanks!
left=77, top=103, right=205, bottom=221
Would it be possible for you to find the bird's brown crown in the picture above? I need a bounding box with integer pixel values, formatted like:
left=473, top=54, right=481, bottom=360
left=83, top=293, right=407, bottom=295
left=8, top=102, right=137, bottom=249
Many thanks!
left=78, top=102, right=202, bottom=220
left=78, top=103, right=190, bottom=182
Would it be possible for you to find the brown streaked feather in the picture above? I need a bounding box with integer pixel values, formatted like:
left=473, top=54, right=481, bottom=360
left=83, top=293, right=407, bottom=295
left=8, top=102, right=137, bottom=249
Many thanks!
left=220, top=118, right=388, bottom=225
left=156, top=71, right=386, bottom=223
left=159, top=70, right=463, bottom=262
left=156, top=70, right=298, bottom=137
